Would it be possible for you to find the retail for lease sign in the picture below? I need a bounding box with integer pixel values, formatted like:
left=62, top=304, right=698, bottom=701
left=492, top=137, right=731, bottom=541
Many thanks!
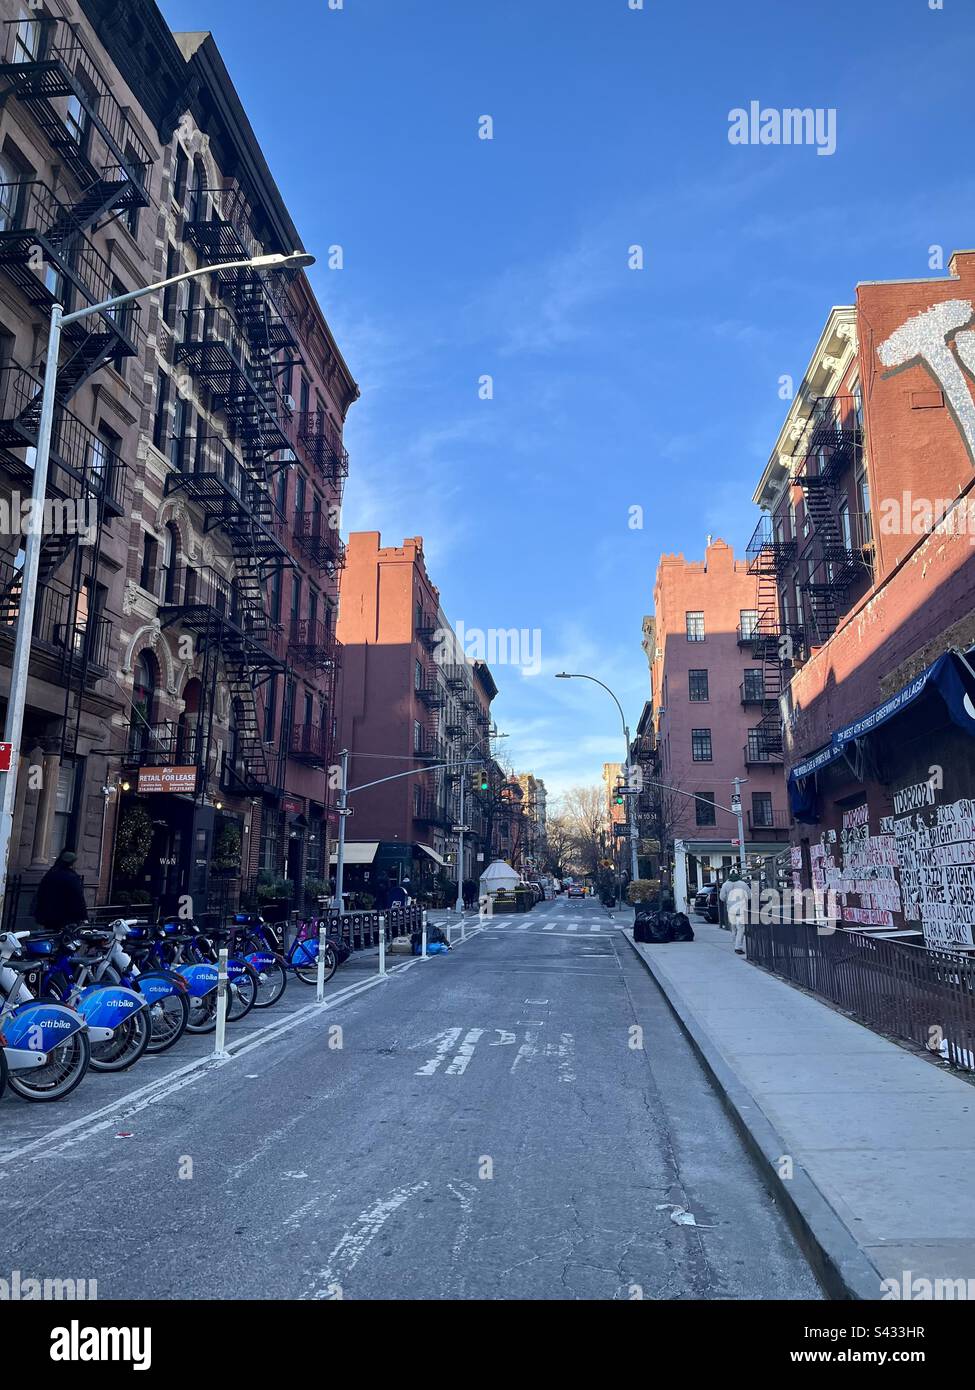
left=137, top=766, right=198, bottom=795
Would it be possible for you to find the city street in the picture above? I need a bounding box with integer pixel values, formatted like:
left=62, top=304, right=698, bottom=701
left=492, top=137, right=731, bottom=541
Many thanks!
left=1, top=899, right=820, bottom=1300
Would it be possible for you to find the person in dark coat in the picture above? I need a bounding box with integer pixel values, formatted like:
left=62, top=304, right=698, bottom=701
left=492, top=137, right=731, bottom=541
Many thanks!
left=33, top=850, right=88, bottom=932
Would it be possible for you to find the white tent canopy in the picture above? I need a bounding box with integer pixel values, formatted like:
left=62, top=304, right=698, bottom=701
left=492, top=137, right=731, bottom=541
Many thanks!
left=479, top=859, right=520, bottom=892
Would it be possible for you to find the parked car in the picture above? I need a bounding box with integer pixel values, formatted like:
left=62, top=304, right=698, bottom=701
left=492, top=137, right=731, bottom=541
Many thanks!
left=567, top=884, right=585, bottom=899
left=693, top=884, right=719, bottom=923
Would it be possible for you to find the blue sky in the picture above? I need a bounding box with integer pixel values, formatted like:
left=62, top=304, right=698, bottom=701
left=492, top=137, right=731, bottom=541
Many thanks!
left=160, top=0, right=975, bottom=798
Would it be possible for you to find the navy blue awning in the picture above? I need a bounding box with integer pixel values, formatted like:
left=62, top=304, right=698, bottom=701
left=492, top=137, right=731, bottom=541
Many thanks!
left=787, top=649, right=975, bottom=821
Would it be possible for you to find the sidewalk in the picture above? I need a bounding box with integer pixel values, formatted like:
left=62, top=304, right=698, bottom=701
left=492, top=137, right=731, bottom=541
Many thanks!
left=626, top=918, right=975, bottom=1300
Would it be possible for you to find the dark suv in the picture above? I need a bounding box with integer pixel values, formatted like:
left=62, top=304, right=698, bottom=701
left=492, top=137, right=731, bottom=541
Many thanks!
left=693, top=884, right=719, bottom=923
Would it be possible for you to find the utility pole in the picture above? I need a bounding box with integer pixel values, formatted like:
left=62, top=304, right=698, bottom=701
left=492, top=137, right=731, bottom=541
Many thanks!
left=332, top=748, right=350, bottom=909
left=731, top=776, right=747, bottom=875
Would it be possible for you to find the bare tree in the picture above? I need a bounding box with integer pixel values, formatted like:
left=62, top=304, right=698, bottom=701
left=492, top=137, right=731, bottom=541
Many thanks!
left=561, top=784, right=605, bottom=876
left=541, top=809, right=575, bottom=879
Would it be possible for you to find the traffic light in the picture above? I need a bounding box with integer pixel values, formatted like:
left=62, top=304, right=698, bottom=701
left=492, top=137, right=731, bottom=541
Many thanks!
left=476, top=768, right=489, bottom=792
left=614, top=783, right=625, bottom=805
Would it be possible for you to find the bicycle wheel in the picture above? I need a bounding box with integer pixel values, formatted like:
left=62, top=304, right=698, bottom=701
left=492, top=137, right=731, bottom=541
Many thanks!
left=292, top=938, right=337, bottom=986
left=226, top=961, right=258, bottom=1021
left=89, top=1005, right=151, bottom=1072
left=185, top=988, right=219, bottom=1033
left=101, top=967, right=190, bottom=1054
left=7, top=1030, right=90, bottom=1102
left=248, top=954, right=287, bottom=1009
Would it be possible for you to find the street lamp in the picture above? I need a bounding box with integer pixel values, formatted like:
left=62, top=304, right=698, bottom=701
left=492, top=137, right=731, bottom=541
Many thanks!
left=556, top=671, right=640, bottom=883
left=0, top=249, right=315, bottom=906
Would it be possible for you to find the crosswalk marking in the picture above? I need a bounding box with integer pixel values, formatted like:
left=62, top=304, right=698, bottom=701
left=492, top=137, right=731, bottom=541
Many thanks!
left=568, top=925, right=578, bottom=932
left=589, top=926, right=601, bottom=933
left=542, top=925, right=554, bottom=931
left=517, top=923, right=529, bottom=931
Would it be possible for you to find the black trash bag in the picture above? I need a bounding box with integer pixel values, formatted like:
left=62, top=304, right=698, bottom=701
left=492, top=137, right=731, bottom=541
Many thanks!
left=671, top=913, right=694, bottom=942
left=649, top=911, right=676, bottom=943
left=633, top=909, right=656, bottom=943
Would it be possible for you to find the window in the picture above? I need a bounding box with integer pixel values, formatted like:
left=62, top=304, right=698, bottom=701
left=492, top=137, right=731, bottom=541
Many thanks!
left=295, top=473, right=306, bottom=516
left=270, top=567, right=282, bottom=623
left=263, top=677, right=277, bottom=743
left=162, top=246, right=180, bottom=327
left=752, top=792, right=774, bottom=828
left=129, top=652, right=156, bottom=751
left=172, top=146, right=189, bottom=207
left=414, top=720, right=423, bottom=753
left=743, top=668, right=764, bottom=702
left=13, top=8, right=44, bottom=65
left=691, top=728, right=712, bottom=762
left=160, top=524, right=178, bottom=603
left=299, top=375, right=310, bottom=416
left=187, top=158, right=207, bottom=223
left=415, top=659, right=423, bottom=691
left=51, top=762, right=76, bottom=860
left=852, top=380, right=864, bottom=430
left=123, top=145, right=141, bottom=235
left=64, top=70, right=97, bottom=151
left=304, top=691, right=313, bottom=728
left=794, top=582, right=804, bottom=627
left=89, top=423, right=119, bottom=495
left=695, top=792, right=716, bottom=827
left=276, top=469, right=287, bottom=514
left=308, top=589, right=318, bottom=632
left=0, top=153, right=22, bottom=232
left=739, top=610, right=758, bottom=639
left=139, top=532, right=158, bottom=593
left=170, top=394, right=188, bottom=470
left=686, top=611, right=705, bottom=642
left=858, top=470, right=872, bottom=545
left=839, top=500, right=852, bottom=551
left=152, top=371, right=170, bottom=450
left=688, top=669, right=709, bottom=702
left=290, top=575, right=302, bottom=628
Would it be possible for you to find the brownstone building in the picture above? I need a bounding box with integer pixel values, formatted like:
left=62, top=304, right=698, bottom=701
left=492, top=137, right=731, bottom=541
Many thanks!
left=753, top=250, right=975, bottom=947
left=0, top=0, right=189, bottom=917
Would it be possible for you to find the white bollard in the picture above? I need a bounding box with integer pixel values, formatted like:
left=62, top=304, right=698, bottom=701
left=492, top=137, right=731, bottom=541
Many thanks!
left=378, top=913, right=387, bottom=978
left=213, top=947, right=230, bottom=1059
left=460, top=905, right=466, bottom=944
left=421, top=909, right=428, bottom=959
left=316, top=925, right=327, bottom=1003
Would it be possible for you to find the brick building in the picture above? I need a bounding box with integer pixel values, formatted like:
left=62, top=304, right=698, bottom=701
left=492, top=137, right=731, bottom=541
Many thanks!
left=650, top=538, right=789, bottom=909
left=0, top=0, right=189, bottom=915
left=335, top=532, right=498, bottom=905
left=0, top=4, right=356, bottom=923
left=752, top=250, right=975, bottom=946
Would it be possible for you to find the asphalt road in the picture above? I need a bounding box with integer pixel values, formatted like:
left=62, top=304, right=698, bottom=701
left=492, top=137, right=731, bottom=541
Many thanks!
left=0, top=898, right=822, bottom=1300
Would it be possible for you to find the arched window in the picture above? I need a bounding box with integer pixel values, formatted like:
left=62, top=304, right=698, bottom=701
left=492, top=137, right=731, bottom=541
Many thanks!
left=160, top=523, right=179, bottom=603
left=177, top=677, right=203, bottom=763
left=187, top=157, right=207, bottom=224
left=129, top=651, right=157, bottom=753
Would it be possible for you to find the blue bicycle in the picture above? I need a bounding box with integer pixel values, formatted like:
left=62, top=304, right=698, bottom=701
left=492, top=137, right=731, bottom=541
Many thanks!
left=0, top=930, right=91, bottom=1100
left=30, top=926, right=151, bottom=1072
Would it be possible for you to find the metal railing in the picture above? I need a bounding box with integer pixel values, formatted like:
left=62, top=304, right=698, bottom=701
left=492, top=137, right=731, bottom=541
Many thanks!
left=747, top=917, right=975, bottom=1072
left=746, top=807, right=791, bottom=831
left=0, top=17, right=154, bottom=191
left=0, top=363, right=125, bottom=508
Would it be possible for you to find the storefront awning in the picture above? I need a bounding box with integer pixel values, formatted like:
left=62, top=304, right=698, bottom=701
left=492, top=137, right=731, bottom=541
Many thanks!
left=415, top=842, right=446, bottom=866
left=329, top=841, right=379, bottom=865
left=788, top=649, right=975, bottom=818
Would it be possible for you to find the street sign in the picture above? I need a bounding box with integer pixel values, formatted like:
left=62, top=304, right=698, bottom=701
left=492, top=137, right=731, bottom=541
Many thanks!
left=732, top=838, right=740, bottom=846
left=0, top=743, right=11, bottom=773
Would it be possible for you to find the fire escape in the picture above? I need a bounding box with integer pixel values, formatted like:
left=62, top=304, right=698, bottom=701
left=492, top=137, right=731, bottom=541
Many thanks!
left=743, top=516, right=799, bottom=764
left=0, top=16, right=153, bottom=753
left=791, top=394, right=869, bottom=645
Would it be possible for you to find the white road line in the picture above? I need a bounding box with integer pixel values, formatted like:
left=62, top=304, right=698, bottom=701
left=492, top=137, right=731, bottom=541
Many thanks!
left=415, top=1028, right=463, bottom=1076
left=542, top=925, right=554, bottom=931
left=517, top=924, right=529, bottom=931
left=568, top=925, right=578, bottom=932
left=445, top=1028, right=484, bottom=1076
left=590, top=926, right=601, bottom=933
left=0, top=958, right=421, bottom=1168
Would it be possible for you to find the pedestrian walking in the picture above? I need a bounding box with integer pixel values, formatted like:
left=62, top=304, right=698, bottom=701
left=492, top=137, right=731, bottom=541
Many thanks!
left=719, top=870, right=749, bottom=954
left=32, top=849, right=88, bottom=932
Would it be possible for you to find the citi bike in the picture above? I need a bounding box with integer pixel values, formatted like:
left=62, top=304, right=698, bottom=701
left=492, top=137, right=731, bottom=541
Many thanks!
left=30, top=926, right=152, bottom=1072
left=66, top=919, right=191, bottom=1053
left=0, top=930, right=90, bottom=1100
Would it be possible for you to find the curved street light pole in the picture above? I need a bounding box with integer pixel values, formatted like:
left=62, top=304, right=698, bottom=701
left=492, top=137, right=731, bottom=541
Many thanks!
left=556, top=672, right=640, bottom=884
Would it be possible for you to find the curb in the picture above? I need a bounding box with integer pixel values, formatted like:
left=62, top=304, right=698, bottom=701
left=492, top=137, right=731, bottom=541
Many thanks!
left=623, top=930, right=883, bottom=1301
